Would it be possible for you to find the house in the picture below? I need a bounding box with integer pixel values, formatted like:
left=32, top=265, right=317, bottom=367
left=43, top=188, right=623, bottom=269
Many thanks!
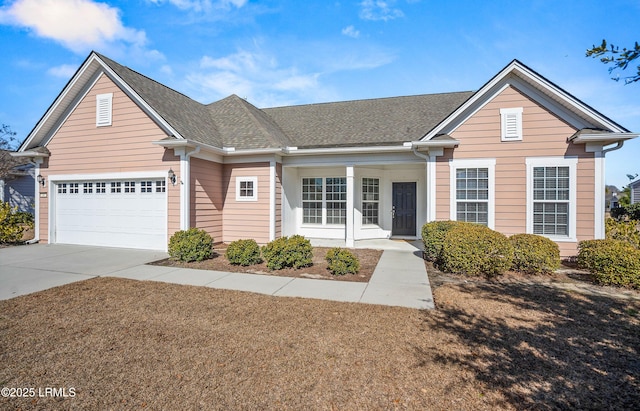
left=14, top=52, right=638, bottom=256
left=631, top=178, right=640, bottom=204
left=605, top=185, right=621, bottom=211
left=0, top=150, right=35, bottom=214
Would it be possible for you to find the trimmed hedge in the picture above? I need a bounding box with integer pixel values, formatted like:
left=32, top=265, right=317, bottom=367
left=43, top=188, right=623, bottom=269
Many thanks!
left=605, top=217, right=640, bottom=249
left=325, top=248, right=360, bottom=275
left=439, top=223, right=514, bottom=277
left=421, top=220, right=468, bottom=262
left=0, top=201, right=34, bottom=244
left=509, top=233, right=560, bottom=274
left=578, top=239, right=640, bottom=289
left=168, top=228, right=213, bottom=262
left=262, top=235, right=313, bottom=270
left=225, top=239, right=262, bottom=266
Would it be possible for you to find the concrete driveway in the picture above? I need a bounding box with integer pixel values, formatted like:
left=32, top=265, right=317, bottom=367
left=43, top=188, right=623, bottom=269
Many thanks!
left=0, top=244, right=168, bottom=300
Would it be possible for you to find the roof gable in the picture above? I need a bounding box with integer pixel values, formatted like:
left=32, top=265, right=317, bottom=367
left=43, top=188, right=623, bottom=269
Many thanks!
left=422, top=60, right=629, bottom=141
left=207, top=95, right=294, bottom=149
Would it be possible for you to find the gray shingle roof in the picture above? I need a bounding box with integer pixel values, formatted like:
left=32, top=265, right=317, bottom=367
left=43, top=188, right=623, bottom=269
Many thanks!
left=97, top=53, right=473, bottom=150
left=207, top=95, right=294, bottom=149
left=264, top=92, right=473, bottom=148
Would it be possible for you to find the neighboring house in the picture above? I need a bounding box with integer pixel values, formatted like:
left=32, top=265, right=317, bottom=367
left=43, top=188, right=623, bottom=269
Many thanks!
left=631, top=178, right=640, bottom=204
left=605, top=185, right=620, bottom=211
left=0, top=150, right=35, bottom=214
left=14, top=52, right=638, bottom=255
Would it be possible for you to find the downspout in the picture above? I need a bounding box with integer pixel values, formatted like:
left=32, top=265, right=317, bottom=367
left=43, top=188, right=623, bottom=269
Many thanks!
left=602, top=141, right=624, bottom=154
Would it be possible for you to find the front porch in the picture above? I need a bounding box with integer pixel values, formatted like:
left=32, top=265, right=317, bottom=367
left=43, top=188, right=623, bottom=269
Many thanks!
left=310, top=238, right=424, bottom=252
left=281, top=155, right=436, bottom=246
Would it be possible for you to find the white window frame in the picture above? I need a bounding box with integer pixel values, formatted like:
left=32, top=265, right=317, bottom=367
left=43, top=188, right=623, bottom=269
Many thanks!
left=301, top=177, right=347, bottom=226
left=449, top=159, right=496, bottom=229
left=236, top=176, right=258, bottom=201
left=361, top=177, right=380, bottom=226
left=96, top=93, right=113, bottom=127
left=500, top=107, right=523, bottom=141
left=526, top=157, right=577, bottom=242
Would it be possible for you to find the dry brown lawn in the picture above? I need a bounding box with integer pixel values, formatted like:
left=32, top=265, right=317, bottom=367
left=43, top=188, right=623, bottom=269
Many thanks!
left=1, top=274, right=639, bottom=410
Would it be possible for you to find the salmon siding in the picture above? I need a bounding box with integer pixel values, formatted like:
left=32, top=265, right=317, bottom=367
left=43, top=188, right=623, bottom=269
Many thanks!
left=17, top=53, right=634, bottom=253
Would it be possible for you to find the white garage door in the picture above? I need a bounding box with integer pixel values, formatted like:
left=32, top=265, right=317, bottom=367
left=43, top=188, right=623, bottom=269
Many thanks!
left=54, top=179, right=167, bottom=250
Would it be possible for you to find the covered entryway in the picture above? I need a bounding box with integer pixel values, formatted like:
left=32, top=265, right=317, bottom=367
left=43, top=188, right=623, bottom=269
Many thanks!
left=392, top=182, right=417, bottom=236
left=53, top=178, right=167, bottom=250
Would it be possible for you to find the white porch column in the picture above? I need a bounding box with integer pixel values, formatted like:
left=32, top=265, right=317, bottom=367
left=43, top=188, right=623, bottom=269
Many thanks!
left=594, top=148, right=606, bottom=239
left=346, top=165, right=355, bottom=247
left=33, top=160, right=42, bottom=242
left=175, top=148, right=190, bottom=230
left=269, top=160, right=276, bottom=241
left=426, top=153, right=437, bottom=222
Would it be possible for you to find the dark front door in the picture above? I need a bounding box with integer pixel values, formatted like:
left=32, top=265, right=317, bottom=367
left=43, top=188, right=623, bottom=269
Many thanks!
left=392, top=182, right=417, bottom=236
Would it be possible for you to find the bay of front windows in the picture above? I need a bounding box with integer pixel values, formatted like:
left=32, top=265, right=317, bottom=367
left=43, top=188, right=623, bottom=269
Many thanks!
left=302, top=177, right=346, bottom=225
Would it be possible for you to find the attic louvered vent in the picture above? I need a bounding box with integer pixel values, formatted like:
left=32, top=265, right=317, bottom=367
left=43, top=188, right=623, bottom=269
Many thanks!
left=96, top=93, right=113, bottom=127
left=500, top=107, right=523, bottom=141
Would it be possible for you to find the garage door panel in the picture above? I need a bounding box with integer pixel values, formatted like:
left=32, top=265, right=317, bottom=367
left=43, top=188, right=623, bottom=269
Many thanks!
left=55, top=179, right=167, bottom=250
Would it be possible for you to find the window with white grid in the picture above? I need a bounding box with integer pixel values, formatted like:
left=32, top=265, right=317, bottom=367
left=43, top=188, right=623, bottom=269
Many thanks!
left=362, top=178, right=379, bottom=225
left=83, top=182, right=93, bottom=194
left=236, top=177, right=258, bottom=201
left=124, top=181, right=135, bottom=193
left=526, top=157, right=576, bottom=241
left=302, top=178, right=323, bottom=224
left=532, top=166, right=570, bottom=236
left=110, top=182, right=121, bottom=193
left=326, top=177, right=346, bottom=224
left=96, top=182, right=106, bottom=193
left=456, top=168, right=489, bottom=225
left=450, top=159, right=495, bottom=229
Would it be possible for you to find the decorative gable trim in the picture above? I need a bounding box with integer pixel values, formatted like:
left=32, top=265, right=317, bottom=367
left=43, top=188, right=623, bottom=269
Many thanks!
left=422, top=60, right=629, bottom=141
left=500, top=107, right=522, bottom=141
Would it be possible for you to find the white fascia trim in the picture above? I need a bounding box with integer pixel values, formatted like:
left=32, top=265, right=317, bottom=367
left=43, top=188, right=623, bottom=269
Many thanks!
left=570, top=132, right=639, bottom=144
left=525, top=156, right=578, bottom=242
left=449, top=158, right=496, bottom=229
left=48, top=170, right=169, bottom=182
left=283, top=145, right=410, bottom=155
left=10, top=150, right=49, bottom=159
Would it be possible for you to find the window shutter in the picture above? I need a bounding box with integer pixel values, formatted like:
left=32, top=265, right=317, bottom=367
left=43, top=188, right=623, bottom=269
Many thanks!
left=500, top=107, right=522, bottom=141
left=96, top=93, right=113, bottom=127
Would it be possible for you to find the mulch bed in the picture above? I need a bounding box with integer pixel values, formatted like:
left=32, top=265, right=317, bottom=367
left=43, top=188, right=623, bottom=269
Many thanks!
left=150, top=246, right=382, bottom=283
left=1, top=276, right=639, bottom=410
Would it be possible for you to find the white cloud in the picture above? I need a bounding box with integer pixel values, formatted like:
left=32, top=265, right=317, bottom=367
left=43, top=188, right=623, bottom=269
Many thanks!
left=342, top=25, right=360, bottom=38
left=0, top=0, right=147, bottom=53
left=146, top=0, right=247, bottom=12
left=47, top=64, right=77, bottom=78
left=359, top=0, right=404, bottom=21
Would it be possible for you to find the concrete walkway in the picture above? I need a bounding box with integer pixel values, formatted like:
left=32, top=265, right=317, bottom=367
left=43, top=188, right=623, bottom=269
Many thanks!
left=0, top=243, right=434, bottom=309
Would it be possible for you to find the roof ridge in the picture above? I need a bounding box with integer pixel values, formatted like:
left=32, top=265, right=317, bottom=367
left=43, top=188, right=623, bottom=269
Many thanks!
left=263, top=90, right=475, bottom=110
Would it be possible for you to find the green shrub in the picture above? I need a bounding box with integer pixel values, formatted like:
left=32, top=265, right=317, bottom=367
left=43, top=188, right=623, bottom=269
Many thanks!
left=168, top=228, right=213, bottom=262
left=439, top=223, right=514, bottom=277
left=509, top=234, right=560, bottom=274
left=325, top=248, right=360, bottom=275
left=605, top=217, right=640, bottom=249
left=225, top=239, right=262, bottom=266
left=0, top=201, right=33, bottom=244
left=578, top=239, right=640, bottom=289
left=611, top=203, right=640, bottom=222
left=421, top=220, right=467, bottom=262
left=262, top=235, right=313, bottom=270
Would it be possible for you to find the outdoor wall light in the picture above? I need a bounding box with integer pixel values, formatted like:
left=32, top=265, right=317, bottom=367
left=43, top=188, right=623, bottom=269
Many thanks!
left=168, top=169, right=177, bottom=185
left=37, top=174, right=45, bottom=187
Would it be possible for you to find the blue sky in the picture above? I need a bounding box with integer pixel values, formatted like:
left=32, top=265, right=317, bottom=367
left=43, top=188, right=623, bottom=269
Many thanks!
left=1, top=0, right=638, bottom=188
